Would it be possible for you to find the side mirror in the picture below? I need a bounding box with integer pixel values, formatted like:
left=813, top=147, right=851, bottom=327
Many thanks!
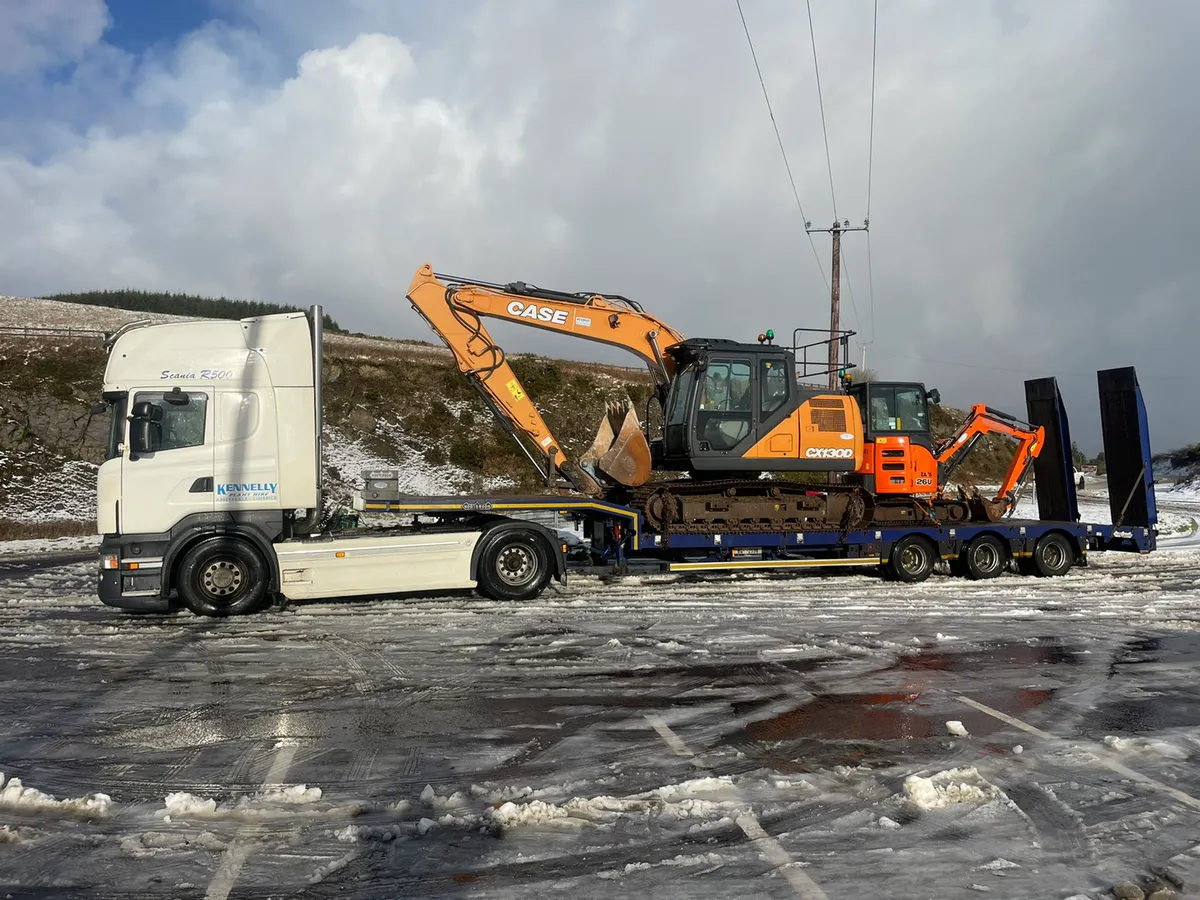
left=130, top=401, right=162, bottom=420
left=129, top=418, right=161, bottom=455
left=927, top=388, right=941, bottom=405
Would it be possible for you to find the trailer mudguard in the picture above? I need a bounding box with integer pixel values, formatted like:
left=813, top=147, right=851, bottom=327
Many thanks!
left=1025, top=376, right=1079, bottom=523
left=1098, top=367, right=1157, bottom=531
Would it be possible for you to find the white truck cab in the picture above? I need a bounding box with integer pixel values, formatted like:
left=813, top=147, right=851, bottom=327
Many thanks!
left=96, top=309, right=563, bottom=615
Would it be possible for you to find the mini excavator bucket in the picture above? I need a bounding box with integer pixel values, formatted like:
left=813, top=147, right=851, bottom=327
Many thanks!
left=579, top=400, right=653, bottom=487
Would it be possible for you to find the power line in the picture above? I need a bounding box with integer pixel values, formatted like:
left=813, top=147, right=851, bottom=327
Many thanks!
left=866, top=0, right=878, bottom=220
left=805, top=0, right=838, bottom=218
left=839, top=242, right=863, bottom=333
left=735, top=0, right=830, bottom=296
left=865, top=0, right=878, bottom=345
left=866, top=229, right=876, bottom=344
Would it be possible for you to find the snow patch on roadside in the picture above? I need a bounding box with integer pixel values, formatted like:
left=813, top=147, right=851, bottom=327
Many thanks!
left=1103, top=735, right=1190, bottom=760
left=597, top=852, right=726, bottom=879
left=0, top=454, right=98, bottom=524
left=0, top=534, right=101, bottom=558
left=0, top=772, right=111, bottom=816
left=160, top=785, right=339, bottom=821
left=487, top=776, right=744, bottom=830
left=321, top=423, right=514, bottom=507
left=903, top=768, right=1007, bottom=811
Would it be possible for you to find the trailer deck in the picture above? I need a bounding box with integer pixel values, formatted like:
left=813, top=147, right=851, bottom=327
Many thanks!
left=353, top=367, right=1157, bottom=582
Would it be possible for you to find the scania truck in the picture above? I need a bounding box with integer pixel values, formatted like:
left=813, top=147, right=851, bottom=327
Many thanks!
left=95, top=308, right=1156, bottom=616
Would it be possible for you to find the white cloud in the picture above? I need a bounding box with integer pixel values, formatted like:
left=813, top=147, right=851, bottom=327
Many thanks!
left=0, top=0, right=109, bottom=75
left=0, top=0, right=1197, bottom=450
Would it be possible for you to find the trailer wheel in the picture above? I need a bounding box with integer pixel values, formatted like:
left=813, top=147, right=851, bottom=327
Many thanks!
left=887, top=536, right=935, bottom=583
left=476, top=529, right=552, bottom=602
left=176, top=537, right=269, bottom=617
left=1031, top=532, right=1074, bottom=577
left=964, top=534, right=1007, bottom=580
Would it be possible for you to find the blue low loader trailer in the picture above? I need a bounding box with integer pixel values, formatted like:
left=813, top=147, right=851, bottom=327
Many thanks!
left=357, top=368, right=1157, bottom=589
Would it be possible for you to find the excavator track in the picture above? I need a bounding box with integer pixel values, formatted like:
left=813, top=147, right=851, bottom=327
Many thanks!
left=615, top=480, right=976, bottom=535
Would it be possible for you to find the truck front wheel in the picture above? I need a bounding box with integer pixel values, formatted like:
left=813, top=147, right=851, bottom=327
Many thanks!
left=476, top=529, right=553, bottom=602
left=176, top=537, right=269, bottom=617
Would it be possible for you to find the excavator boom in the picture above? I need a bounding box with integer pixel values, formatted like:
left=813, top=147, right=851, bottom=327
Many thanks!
left=406, top=264, right=685, bottom=495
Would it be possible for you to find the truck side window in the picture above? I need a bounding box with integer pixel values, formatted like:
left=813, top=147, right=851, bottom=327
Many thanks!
left=132, top=392, right=208, bottom=451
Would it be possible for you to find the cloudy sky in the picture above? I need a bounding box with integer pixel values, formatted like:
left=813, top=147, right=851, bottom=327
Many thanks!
left=1, top=0, right=1195, bottom=453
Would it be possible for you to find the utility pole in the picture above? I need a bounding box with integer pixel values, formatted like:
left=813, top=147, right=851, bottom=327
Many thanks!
left=806, top=218, right=868, bottom=388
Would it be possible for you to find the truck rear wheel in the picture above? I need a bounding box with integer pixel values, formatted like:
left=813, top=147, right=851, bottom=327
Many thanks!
left=476, top=529, right=552, bottom=602
left=177, top=537, right=269, bottom=617
left=887, top=535, right=935, bottom=583
left=964, top=534, right=1007, bottom=580
left=1031, top=532, right=1074, bottom=577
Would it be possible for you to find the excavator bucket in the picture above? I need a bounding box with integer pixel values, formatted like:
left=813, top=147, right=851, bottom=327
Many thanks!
left=579, top=401, right=653, bottom=487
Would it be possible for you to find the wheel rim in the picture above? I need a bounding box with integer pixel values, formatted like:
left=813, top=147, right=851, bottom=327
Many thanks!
left=972, top=542, right=1001, bottom=573
left=496, top=544, right=536, bottom=587
left=200, top=557, right=246, bottom=603
left=1041, top=541, right=1067, bottom=570
left=899, top=543, right=928, bottom=574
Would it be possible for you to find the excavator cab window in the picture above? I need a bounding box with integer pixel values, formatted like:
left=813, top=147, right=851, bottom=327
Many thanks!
left=852, top=383, right=931, bottom=437
left=697, top=359, right=752, bottom=450
left=760, top=358, right=790, bottom=415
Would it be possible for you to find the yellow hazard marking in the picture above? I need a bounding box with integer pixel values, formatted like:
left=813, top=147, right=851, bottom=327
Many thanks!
left=506, top=379, right=526, bottom=401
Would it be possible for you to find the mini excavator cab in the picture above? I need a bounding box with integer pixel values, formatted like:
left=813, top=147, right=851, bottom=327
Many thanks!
left=844, top=381, right=941, bottom=495
left=658, top=339, right=863, bottom=475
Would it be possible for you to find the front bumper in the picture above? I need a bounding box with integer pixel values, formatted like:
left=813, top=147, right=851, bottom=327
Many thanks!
left=97, top=535, right=170, bottom=611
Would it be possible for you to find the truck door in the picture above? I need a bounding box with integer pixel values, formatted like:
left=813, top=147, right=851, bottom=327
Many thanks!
left=120, top=388, right=215, bottom=534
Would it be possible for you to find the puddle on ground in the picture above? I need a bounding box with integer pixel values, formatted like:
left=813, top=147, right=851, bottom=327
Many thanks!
left=1112, top=634, right=1200, bottom=667
left=724, top=640, right=1080, bottom=770
left=887, top=639, right=1083, bottom=673
left=739, top=688, right=1056, bottom=744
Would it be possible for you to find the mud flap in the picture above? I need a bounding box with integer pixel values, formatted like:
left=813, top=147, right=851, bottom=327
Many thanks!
left=1098, top=367, right=1157, bottom=531
left=1025, top=376, right=1079, bottom=523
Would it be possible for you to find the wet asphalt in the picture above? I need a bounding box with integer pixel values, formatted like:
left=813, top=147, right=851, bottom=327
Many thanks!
left=0, top=541, right=1199, bottom=898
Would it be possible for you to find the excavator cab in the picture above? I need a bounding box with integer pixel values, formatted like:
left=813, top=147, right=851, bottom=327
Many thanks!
left=657, top=339, right=863, bottom=475
left=845, top=381, right=941, bottom=495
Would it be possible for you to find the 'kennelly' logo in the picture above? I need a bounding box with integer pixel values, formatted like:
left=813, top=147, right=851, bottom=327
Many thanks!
left=217, top=482, right=278, bottom=496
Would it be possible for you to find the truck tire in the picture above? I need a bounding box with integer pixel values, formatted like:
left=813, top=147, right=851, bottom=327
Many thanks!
left=1031, top=532, right=1073, bottom=577
left=176, top=537, right=269, bottom=617
left=964, top=534, right=1007, bottom=580
left=476, top=528, right=553, bottom=602
left=887, top=535, right=935, bottom=583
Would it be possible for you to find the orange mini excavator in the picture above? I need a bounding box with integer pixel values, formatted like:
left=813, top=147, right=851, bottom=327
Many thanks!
left=406, top=264, right=1043, bottom=531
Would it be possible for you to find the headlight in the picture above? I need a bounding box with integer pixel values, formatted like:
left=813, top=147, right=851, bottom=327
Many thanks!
left=101, top=554, right=119, bottom=570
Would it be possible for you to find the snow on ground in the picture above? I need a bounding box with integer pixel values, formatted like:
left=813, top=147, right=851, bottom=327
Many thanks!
left=0, top=296, right=190, bottom=331
left=0, top=452, right=98, bottom=524
left=0, top=533, right=100, bottom=558
left=322, top=422, right=514, bottom=507
left=0, top=772, right=112, bottom=816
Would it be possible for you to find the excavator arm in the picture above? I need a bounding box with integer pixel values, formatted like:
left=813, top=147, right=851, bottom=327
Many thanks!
left=936, top=404, right=1045, bottom=516
left=406, top=264, right=686, bottom=496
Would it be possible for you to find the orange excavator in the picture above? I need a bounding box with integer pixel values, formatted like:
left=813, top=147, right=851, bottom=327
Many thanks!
left=406, top=264, right=1043, bottom=530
